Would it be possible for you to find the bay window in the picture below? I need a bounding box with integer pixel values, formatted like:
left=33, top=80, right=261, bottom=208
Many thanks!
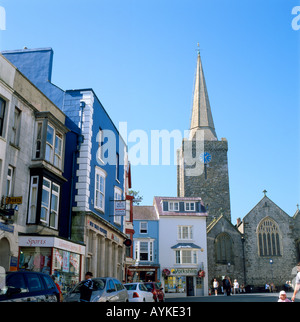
left=134, top=240, right=154, bottom=262
left=33, top=118, right=65, bottom=170
left=175, top=249, right=198, bottom=265
left=27, top=175, right=61, bottom=229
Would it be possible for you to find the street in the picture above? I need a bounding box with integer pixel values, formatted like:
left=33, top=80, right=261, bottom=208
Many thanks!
left=165, top=292, right=299, bottom=302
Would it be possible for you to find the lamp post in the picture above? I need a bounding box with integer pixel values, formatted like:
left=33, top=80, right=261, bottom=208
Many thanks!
left=269, top=259, right=273, bottom=283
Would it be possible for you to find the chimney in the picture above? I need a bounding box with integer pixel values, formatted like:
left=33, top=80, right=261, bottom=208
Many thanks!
left=236, top=217, right=241, bottom=226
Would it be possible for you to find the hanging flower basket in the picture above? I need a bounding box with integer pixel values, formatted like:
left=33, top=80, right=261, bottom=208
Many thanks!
left=162, top=268, right=170, bottom=277
left=198, top=270, right=205, bottom=278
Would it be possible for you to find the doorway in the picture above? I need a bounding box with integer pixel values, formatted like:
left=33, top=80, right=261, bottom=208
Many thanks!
left=0, top=238, right=10, bottom=271
left=186, top=276, right=194, bottom=296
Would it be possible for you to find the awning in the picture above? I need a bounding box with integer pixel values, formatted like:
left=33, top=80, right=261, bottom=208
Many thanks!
left=171, top=243, right=201, bottom=249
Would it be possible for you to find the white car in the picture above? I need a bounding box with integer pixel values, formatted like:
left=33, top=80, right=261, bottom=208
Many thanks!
left=124, top=282, right=154, bottom=302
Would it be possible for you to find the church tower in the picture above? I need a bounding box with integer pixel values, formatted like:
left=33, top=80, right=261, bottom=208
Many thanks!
left=177, top=50, right=231, bottom=224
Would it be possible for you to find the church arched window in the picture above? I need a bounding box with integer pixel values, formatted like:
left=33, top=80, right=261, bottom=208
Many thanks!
left=257, top=217, right=282, bottom=256
left=215, top=233, right=234, bottom=264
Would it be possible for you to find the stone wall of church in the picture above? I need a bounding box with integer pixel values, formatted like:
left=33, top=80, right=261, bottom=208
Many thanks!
left=242, top=197, right=298, bottom=288
left=207, top=217, right=245, bottom=289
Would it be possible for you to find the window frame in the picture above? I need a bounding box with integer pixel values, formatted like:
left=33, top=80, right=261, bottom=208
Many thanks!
left=177, top=225, right=193, bottom=240
left=134, top=240, right=154, bottom=262
left=185, top=202, right=195, bottom=212
left=139, top=222, right=148, bottom=234
left=175, top=249, right=198, bottom=265
left=94, top=167, right=106, bottom=212
left=114, top=186, right=123, bottom=225
left=169, top=201, right=179, bottom=211
left=0, top=97, right=6, bottom=138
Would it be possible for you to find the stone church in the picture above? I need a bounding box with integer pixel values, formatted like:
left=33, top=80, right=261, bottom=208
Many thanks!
left=177, top=50, right=300, bottom=289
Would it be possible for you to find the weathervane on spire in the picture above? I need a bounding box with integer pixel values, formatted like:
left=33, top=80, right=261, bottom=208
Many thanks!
left=196, top=42, right=200, bottom=54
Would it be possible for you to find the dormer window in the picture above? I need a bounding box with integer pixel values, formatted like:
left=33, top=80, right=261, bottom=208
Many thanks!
left=169, top=202, right=179, bottom=211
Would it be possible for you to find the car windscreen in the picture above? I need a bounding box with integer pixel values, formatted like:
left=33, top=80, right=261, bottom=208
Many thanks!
left=124, top=284, right=137, bottom=291
left=71, top=279, right=106, bottom=293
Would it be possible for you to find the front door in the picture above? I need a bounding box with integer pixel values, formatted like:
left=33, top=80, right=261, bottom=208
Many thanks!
left=186, top=276, right=194, bottom=296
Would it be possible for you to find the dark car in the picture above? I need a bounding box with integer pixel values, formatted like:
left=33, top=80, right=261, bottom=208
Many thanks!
left=0, top=271, right=60, bottom=302
left=144, top=282, right=164, bottom=302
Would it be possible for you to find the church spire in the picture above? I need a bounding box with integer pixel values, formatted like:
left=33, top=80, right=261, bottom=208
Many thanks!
left=189, top=49, right=217, bottom=141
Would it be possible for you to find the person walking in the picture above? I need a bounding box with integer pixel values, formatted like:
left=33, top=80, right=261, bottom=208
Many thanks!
left=292, top=262, right=300, bottom=302
left=80, top=272, right=94, bottom=302
left=213, top=279, right=219, bottom=296
left=233, top=279, right=239, bottom=295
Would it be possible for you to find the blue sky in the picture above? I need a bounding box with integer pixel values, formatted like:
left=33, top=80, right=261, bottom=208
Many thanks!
left=1, top=0, right=299, bottom=223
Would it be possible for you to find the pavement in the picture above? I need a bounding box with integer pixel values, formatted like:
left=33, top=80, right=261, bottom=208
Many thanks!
left=165, top=292, right=299, bottom=302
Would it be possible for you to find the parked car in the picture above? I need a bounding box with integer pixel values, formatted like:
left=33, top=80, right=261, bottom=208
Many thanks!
left=0, top=271, right=60, bottom=302
left=64, top=277, right=128, bottom=302
left=124, top=282, right=154, bottom=302
left=144, top=282, right=164, bottom=302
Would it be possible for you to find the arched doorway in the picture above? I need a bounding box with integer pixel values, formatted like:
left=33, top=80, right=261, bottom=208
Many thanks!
left=0, top=238, right=10, bottom=271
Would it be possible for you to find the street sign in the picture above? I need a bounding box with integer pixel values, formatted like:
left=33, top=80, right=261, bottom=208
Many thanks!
left=5, top=196, right=22, bottom=204
left=115, top=201, right=126, bottom=216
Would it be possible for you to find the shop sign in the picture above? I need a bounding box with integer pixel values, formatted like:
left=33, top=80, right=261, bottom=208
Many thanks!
left=19, top=236, right=85, bottom=255
left=170, top=268, right=198, bottom=276
left=88, top=220, right=107, bottom=237
left=5, top=196, right=22, bottom=204
left=115, top=201, right=126, bottom=216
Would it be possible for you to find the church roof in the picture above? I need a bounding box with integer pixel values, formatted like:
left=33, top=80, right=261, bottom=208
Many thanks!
left=189, top=50, right=217, bottom=141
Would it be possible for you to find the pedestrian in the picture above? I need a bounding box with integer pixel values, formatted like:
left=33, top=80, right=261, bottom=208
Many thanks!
left=213, top=278, right=219, bottom=296
left=265, top=282, right=270, bottom=293
left=278, top=290, right=292, bottom=302
left=292, top=262, right=300, bottom=302
left=226, top=277, right=232, bottom=296
left=79, top=272, right=94, bottom=302
left=51, top=275, right=62, bottom=302
left=233, top=279, right=239, bottom=295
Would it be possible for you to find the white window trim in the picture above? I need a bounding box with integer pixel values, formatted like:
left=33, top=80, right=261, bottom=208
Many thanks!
left=175, top=249, right=198, bottom=265
left=139, top=222, right=148, bottom=234
left=94, top=167, right=106, bottom=212
left=185, top=202, right=195, bottom=212
left=49, top=182, right=60, bottom=229
left=177, top=225, right=193, bottom=240
left=134, top=239, right=154, bottom=262
left=114, top=186, right=123, bottom=225
left=41, top=178, right=51, bottom=224
left=169, top=201, right=179, bottom=211
left=28, top=176, right=39, bottom=224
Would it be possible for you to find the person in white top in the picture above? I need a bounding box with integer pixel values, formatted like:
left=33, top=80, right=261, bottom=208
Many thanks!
left=292, top=262, right=300, bottom=302
left=213, top=279, right=219, bottom=296
left=233, top=279, right=239, bottom=295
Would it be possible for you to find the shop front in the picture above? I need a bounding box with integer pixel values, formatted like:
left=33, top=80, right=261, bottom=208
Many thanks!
left=18, top=236, right=85, bottom=294
left=128, top=266, right=160, bottom=283
left=163, top=268, right=204, bottom=297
